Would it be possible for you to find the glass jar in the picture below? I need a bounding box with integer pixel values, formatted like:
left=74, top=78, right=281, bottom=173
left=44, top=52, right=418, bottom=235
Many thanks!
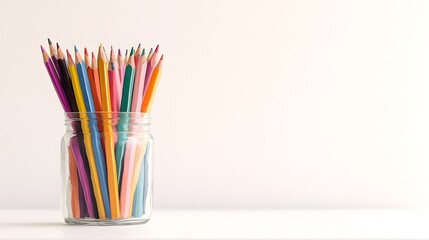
left=60, top=112, right=153, bottom=225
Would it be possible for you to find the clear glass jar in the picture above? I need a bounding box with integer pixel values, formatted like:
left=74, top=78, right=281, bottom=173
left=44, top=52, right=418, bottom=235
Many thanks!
left=60, top=112, right=153, bottom=225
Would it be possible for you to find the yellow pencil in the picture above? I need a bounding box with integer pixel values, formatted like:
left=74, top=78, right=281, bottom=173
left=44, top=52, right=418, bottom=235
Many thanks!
left=66, top=50, right=107, bottom=219
left=98, top=44, right=121, bottom=218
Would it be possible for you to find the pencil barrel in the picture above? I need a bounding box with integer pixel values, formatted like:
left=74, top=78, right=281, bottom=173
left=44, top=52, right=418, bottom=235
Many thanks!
left=61, top=112, right=153, bottom=225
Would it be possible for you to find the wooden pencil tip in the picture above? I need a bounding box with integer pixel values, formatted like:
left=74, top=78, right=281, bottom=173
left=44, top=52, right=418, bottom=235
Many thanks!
left=56, top=42, right=60, bottom=49
left=84, top=47, right=88, bottom=56
left=92, top=52, right=95, bottom=58
left=74, top=45, right=78, bottom=52
left=130, top=47, right=135, bottom=56
left=125, top=49, right=128, bottom=56
left=142, top=48, right=145, bottom=55
left=138, top=43, right=141, bottom=48
left=149, top=48, right=153, bottom=54
left=160, top=54, right=164, bottom=60
left=155, top=45, right=159, bottom=53
left=40, top=45, right=45, bottom=52
left=47, top=38, right=52, bottom=45
left=66, top=49, right=72, bottom=58
left=118, top=49, right=122, bottom=56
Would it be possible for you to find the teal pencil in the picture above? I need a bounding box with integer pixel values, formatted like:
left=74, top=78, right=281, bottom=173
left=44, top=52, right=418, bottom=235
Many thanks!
left=116, top=48, right=136, bottom=187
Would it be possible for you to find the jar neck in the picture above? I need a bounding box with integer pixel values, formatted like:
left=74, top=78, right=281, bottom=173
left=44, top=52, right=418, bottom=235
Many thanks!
left=64, top=112, right=151, bottom=133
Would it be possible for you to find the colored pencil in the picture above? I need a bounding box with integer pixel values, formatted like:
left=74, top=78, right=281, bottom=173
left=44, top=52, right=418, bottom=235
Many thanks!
left=67, top=49, right=109, bottom=219
left=142, top=54, right=163, bottom=113
left=131, top=49, right=147, bottom=111
left=124, top=49, right=129, bottom=71
left=47, top=38, right=61, bottom=80
left=89, top=52, right=103, bottom=111
left=109, top=46, right=122, bottom=110
left=75, top=46, right=111, bottom=219
left=147, top=48, right=154, bottom=62
left=118, top=49, right=125, bottom=87
left=68, top=146, right=81, bottom=218
left=143, top=45, right=159, bottom=97
left=58, top=46, right=98, bottom=219
left=85, top=48, right=102, bottom=111
left=117, top=48, right=137, bottom=218
left=98, top=45, right=121, bottom=219
left=41, top=46, right=70, bottom=112
left=127, top=50, right=148, bottom=213
left=69, top=136, right=95, bottom=218
left=116, top=48, right=136, bottom=185
left=133, top=54, right=163, bottom=216
left=42, top=45, right=95, bottom=218
left=132, top=143, right=150, bottom=217
left=134, top=43, right=141, bottom=64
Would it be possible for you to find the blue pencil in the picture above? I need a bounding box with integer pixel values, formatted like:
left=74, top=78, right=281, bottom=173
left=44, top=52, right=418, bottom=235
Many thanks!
left=74, top=46, right=112, bottom=218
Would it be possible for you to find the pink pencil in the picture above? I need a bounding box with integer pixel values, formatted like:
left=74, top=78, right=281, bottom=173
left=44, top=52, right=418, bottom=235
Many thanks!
left=118, top=49, right=125, bottom=89
left=131, top=49, right=147, bottom=112
left=109, top=47, right=122, bottom=110
left=108, top=62, right=119, bottom=116
left=143, top=45, right=160, bottom=98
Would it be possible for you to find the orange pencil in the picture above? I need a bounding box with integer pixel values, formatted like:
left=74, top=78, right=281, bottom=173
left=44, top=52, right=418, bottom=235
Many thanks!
left=90, top=52, right=102, bottom=111
left=141, top=55, right=163, bottom=113
left=84, top=49, right=102, bottom=111
left=68, top=146, right=81, bottom=218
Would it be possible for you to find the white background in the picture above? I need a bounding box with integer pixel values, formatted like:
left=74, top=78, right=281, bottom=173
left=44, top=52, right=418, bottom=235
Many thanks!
left=1, top=0, right=429, bottom=209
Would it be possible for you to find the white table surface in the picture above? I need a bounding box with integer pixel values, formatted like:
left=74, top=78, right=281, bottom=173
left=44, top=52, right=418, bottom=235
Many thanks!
left=1, top=209, right=429, bottom=239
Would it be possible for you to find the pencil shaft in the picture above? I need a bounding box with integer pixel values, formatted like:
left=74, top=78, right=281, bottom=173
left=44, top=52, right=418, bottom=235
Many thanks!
left=68, top=61, right=110, bottom=219
left=68, top=145, right=81, bottom=218
left=70, top=137, right=95, bottom=218
left=98, top=47, right=121, bottom=219
left=44, top=60, right=70, bottom=112
left=87, top=67, right=102, bottom=111
left=57, top=59, right=78, bottom=112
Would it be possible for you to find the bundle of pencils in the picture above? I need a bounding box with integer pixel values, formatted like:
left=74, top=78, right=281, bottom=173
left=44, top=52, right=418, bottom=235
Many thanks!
left=41, top=39, right=163, bottom=220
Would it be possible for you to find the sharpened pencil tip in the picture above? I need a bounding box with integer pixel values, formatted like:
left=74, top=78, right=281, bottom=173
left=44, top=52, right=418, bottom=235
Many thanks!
left=84, top=47, right=88, bottom=56
left=149, top=48, right=153, bottom=54
left=160, top=54, right=164, bottom=60
left=66, top=49, right=71, bottom=58
left=47, top=38, right=52, bottom=45
left=138, top=43, right=141, bottom=48
left=74, top=45, right=78, bottom=52
left=56, top=42, right=60, bottom=49
left=111, top=45, right=114, bottom=52
left=125, top=49, right=128, bottom=56
left=118, top=49, right=122, bottom=56
left=40, top=45, right=45, bottom=52
left=92, top=52, right=95, bottom=58
left=155, top=45, right=159, bottom=53
left=130, top=47, right=135, bottom=55
left=142, top=48, right=145, bottom=55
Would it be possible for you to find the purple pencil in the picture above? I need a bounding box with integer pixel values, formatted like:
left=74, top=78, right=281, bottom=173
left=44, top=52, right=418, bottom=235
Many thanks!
left=70, top=137, right=95, bottom=217
left=41, top=45, right=95, bottom=218
left=41, top=45, right=70, bottom=112
left=48, top=38, right=61, bottom=82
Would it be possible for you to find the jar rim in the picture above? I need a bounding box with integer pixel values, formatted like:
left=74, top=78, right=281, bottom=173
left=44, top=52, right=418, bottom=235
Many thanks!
left=64, top=112, right=151, bottom=123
